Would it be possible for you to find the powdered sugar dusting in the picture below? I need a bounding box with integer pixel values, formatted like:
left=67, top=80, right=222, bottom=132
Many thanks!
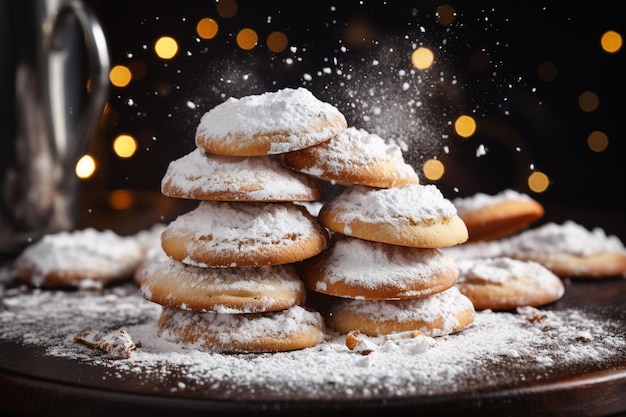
left=502, top=221, right=626, bottom=257
left=452, top=189, right=535, bottom=215
left=161, top=149, right=318, bottom=200
left=457, top=257, right=559, bottom=289
left=194, top=88, right=347, bottom=154
left=327, top=184, right=458, bottom=224
left=1, top=278, right=624, bottom=400
left=164, top=201, right=320, bottom=257
left=319, top=238, right=456, bottom=291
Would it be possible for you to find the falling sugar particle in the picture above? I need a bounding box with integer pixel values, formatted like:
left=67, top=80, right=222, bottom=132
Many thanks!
left=476, top=144, right=487, bottom=157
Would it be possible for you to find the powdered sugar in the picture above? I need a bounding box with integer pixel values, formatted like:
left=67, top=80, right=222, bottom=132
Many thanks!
left=294, top=126, right=418, bottom=180
left=452, top=189, right=535, bottom=214
left=195, top=87, right=347, bottom=154
left=457, top=257, right=559, bottom=288
left=318, top=238, right=456, bottom=291
left=1, top=278, right=624, bottom=400
left=164, top=201, right=320, bottom=258
left=326, top=184, right=458, bottom=224
left=161, top=149, right=319, bottom=201
left=503, top=220, right=626, bottom=257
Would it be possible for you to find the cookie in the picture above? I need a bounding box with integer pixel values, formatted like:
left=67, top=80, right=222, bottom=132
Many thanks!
left=136, top=253, right=306, bottom=313
left=195, top=88, right=347, bottom=156
left=318, top=184, right=468, bottom=248
left=321, top=286, right=475, bottom=337
left=281, top=127, right=419, bottom=188
left=157, top=305, right=326, bottom=353
left=456, top=257, right=565, bottom=310
left=161, top=149, right=321, bottom=202
left=452, top=189, right=544, bottom=242
left=12, top=228, right=143, bottom=288
left=161, top=201, right=329, bottom=267
left=501, top=220, right=626, bottom=278
left=299, top=236, right=459, bottom=300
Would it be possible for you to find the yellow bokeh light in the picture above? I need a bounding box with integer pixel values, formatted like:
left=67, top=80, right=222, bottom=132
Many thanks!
left=197, top=18, right=219, bottom=39
left=601, top=30, right=622, bottom=53
left=217, top=0, right=238, bottom=18
left=113, top=134, right=138, bottom=158
left=587, top=131, right=609, bottom=152
left=109, top=65, right=132, bottom=87
left=422, top=159, right=445, bottom=181
left=411, top=47, right=434, bottom=70
left=435, top=5, right=456, bottom=26
left=237, top=28, right=258, bottom=50
left=154, top=36, right=178, bottom=60
left=267, top=31, right=288, bottom=53
left=578, top=91, right=599, bottom=112
left=75, top=154, right=96, bottom=179
left=109, top=189, right=134, bottom=210
left=528, top=171, right=549, bottom=193
left=454, top=115, right=477, bottom=138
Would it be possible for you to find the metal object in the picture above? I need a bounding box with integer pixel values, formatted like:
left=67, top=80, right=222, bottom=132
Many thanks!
left=0, top=0, right=109, bottom=254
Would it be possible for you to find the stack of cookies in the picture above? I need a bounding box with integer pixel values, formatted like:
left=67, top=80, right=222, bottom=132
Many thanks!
left=135, top=87, right=347, bottom=353
left=284, top=126, right=476, bottom=340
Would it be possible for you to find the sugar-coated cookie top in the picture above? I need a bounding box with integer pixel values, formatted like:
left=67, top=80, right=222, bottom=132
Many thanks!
left=327, top=184, right=458, bottom=223
left=166, top=201, right=320, bottom=249
left=503, top=220, right=626, bottom=256
left=296, top=127, right=418, bottom=176
left=452, top=189, right=535, bottom=214
left=195, top=87, right=346, bottom=154
left=457, top=257, right=560, bottom=287
left=161, top=149, right=318, bottom=200
left=318, top=238, right=456, bottom=290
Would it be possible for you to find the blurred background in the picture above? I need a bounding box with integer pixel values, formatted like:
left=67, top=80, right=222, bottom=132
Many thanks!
left=76, top=0, right=624, bottom=238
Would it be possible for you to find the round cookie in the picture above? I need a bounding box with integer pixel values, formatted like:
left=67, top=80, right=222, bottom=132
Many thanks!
left=157, top=305, right=327, bottom=353
left=281, top=127, right=419, bottom=188
left=456, top=257, right=565, bottom=310
left=195, top=87, right=347, bottom=156
left=12, top=228, right=143, bottom=288
left=318, top=184, right=468, bottom=248
left=453, top=189, right=544, bottom=242
left=161, top=148, right=321, bottom=202
left=299, top=236, right=460, bottom=300
left=136, top=254, right=306, bottom=313
left=161, top=201, right=329, bottom=267
left=322, top=286, right=475, bottom=337
left=501, top=220, right=626, bottom=278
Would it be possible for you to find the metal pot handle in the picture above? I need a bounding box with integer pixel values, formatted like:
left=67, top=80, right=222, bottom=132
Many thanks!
left=45, top=0, right=110, bottom=191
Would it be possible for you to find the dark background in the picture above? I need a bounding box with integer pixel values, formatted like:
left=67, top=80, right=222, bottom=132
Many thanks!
left=82, top=0, right=625, bottom=237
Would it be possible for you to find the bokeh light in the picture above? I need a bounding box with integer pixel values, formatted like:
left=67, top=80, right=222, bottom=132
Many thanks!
left=109, top=65, right=132, bottom=87
left=587, top=131, right=609, bottom=152
left=454, top=115, right=477, bottom=138
left=601, top=30, right=622, bottom=53
left=267, top=31, right=288, bottom=53
left=154, top=36, right=179, bottom=60
left=435, top=5, right=456, bottom=26
left=197, top=18, right=219, bottom=39
left=578, top=91, right=599, bottom=112
left=216, top=0, right=238, bottom=18
left=537, top=61, right=558, bottom=82
left=237, top=28, right=258, bottom=50
left=411, top=47, right=434, bottom=70
left=528, top=171, right=550, bottom=193
left=109, top=189, right=134, bottom=210
left=75, top=155, right=96, bottom=179
left=113, top=134, right=138, bottom=158
left=422, top=159, right=445, bottom=181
